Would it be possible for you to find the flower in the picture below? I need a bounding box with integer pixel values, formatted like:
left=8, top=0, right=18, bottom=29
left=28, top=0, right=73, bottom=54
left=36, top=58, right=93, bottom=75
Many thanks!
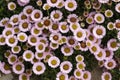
left=49, top=22, right=59, bottom=33
left=59, top=21, right=69, bottom=33
left=19, top=12, right=28, bottom=21
left=23, top=5, right=34, bottom=16
left=27, top=35, right=39, bottom=46
left=67, top=14, right=78, bottom=23
left=11, top=46, right=21, bottom=54
left=61, top=45, right=74, bottom=56
left=17, top=32, right=28, bottom=42
left=32, top=62, right=46, bottom=75
left=69, top=76, right=77, bottom=80
left=47, top=0, right=60, bottom=7
left=43, top=3, right=51, bottom=10
left=69, top=23, right=80, bottom=32
left=104, top=59, right=117, bottom=70
left=10, top=14, right=19, bottom=25
left=66, top=36, right=77, bottom=47
left=92, top=25, right=106, bottom=39
left=56, top=0, right=64, bottom=8
left=101, top=72, right=112, bottom=80
left=42, top=17, right=52, bottom=29
left=0, top=35, right=6, bottom=45
left=49, top=32, right=61, bottom=43
left=48, top=56, right=60, bottom=68
left=23, top=50, right=34, bottom=62
left=107, top=22, right=115, bottom=30
left=31, top=9, right=43, bottom=21
left=60, top=61, right=73, bottom=73
left=12, top=62, right=25, bottom=74
left=0, top=17, right=9, bottom=27
left=65, top=0, right=77, bottom=11
left=50, top=10, right=63, bottom=22
left=76, top=62, right=86, bottom=70
left=107, top=39, right=119, bottom=51
left=19, top=73, right=30, bottom=80
left=35, top=52, right=44, bottom=60
left=56, top=72, right=68, bottom=80
left=104, top=48, right=114, bottom=60
left=86, top=16, right=94, bottom=24
left=114, top=19, right=120, bottom=30
left=50, top=42, right=59, bottom=50
left=89, top=44, right=100, bottom=54
left=2, top=28, right=14, bottom=37
left=115, top=3, right=120, bottom=13
left=35, top=42, right=46, bottom=53
left=74, top=69, right=83, bottom=79
left=36, top=0, right=43, bottom=7
left=76, top=55, right=84, bottom=62
left=31, top=27, right=42, bottom=36
left=1, top=62, right=11, bottom=74
left=19, top=20, right=31, bottom=32
left=6, top=35, right=18, bottom=47
left=17, top=0, right=30, bottom=6
left=105, top=10, right=113, bottom=18
left=94, top=13, right=105, bottom=24
left=8, top=2, right=16, bottom=11
left=82, top=71, right=91, bottom=80
left=8, top=54, right=17, bottom=65
left=73, top=28, right=86, bottom=41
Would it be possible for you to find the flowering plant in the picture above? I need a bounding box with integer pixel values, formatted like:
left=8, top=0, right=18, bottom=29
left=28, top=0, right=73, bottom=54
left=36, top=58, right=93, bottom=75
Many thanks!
left=0, top=0, right=120, bottom=80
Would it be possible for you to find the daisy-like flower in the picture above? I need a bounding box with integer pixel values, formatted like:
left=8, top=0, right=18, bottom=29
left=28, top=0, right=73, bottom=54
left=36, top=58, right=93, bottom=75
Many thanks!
left=101, top=72, right=112, bottom=80
left=6, top=35, right=18, bottom=47
left=89, top=44, right=100, bottom=54
left=35, top=21, right=44, bottom=30
left=12, top=62, right=25, bottom=74
left=74, top=28, right=86, bottom=41
left=43, top=53, right=53, bottom=63
left=50, top=42, right=59, bottom=50
left=31, top=27, right=42, bottom=36
left=112, top=0, right=120, bottom=2
left=67, top=14, right=79, bottom=23
left=104, top=48, right=114, bottom=60
left=82, top=71, right=91, bottom=80
left=94, top=13, right=105, bottom=24
left=35, top=52, right=44, bottom=60
left=47, top=0, right=60, bottom=7
left=98, top=0, right=109, bottom=3
left=43, top=3, right=51, bottom=10
left=80, top=43, right=87, bottom=51
left=26, top=69, right=33, bottom=76
left=50, top=10, right=63, bottom=22
left=93, top=25, right=106, bottom=39
left=19, top=12, right=28, bottom=21
left=56, top=0, right=64, bottom=8
left=36, top=0, right=42, bottom=7
left=1, top=63, right=11, bottom=74
left=49, top=22, right=59, bottom=33
left=107, top=22, right=115, bottom=30
left=98, top=60, right=105, bottom=67
left=31, top=58, right=40, bottom=64
left=13, top=26, right=20, bottom=34
left=86, top=33, right=96, bottom=43
left=23, top=50, right=34, bottom=62
left=65, top=0, right=77, bottom=11
left=107, top=39, right=119, bottom=51
left=104, top=59, right=117, bottom=70
left=23, top=5, right=34, bottom=16
left=17, top=32, right=28, bottom=42
left=86, top=40, right=93, bottom=47
left=76, top=62, right=86, bottom=70
left=59, top=21, right=69, bottom=33
left=5, top=22, right=14, bottom=28
left=74, top=69, right=83, bottom=79
left=4, top=50, right=12, bottom=58
left=32, top=62, right=46, bottom=75
left=8, top=2, right=16, bottom=11
left=105, top=10, right=113, bottom=18
left=115, top=3, right=120, bottom=13
left=48, top=56, right=60, bottom=68
left=19, top=73, right=29, bottom=80
left=76, top=55, right=84, bottom=62
left=8, top=54, right=17, bottom=65
left=61, top=45, right=74, bottom=56
left=31, top=9, right=43, bottom=21
left=49, top=32, right=61, bottom=43
left=11, top=46, right=21, bottom=54
left=38, top=37, right=48, bottom=47
left=0, top=17, right=9, bottom=27
left=69, top=76, right=77, bottom=80
left=9, top=14, right=19, bottom=25
left=86, top=16, right=94, bottom=24
left=94, top=49, right=106, bottom=61
left=114, top=19, right=120, bottom=30
left=60, top=61, right=72, bottom=74
left=42, top=17, right=53, bottom=29
left=19, top=20, right=31, bottom=32
left=0, top=35, right=6, bottom=45
left=17, top=0, right=30, bottom=6
left=66, top=36, right=77, bottom=47
left=2, top=28, right=14, bottom=37
left=35, top=42, right=46, bottom=53
left=18, top=56, right=24, bottom=63
left=69, top=23, right=80, bottom=32
left=27, top=35, right=39, bottom=46
left=56, top=72, right=68, bottom=80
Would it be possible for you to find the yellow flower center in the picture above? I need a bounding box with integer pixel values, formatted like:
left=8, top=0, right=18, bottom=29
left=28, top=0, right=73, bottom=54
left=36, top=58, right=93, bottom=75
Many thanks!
left=15, top=64, right=22, bottom=71
left=51, top=60, right=57, bottom=65
left=63, top=64, right=69, bottom=70
left=36, top=65, right=42, bottom=71
left=96, top=29, right=103, bottom=35
left=68, top=2, right=74, bottom=8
